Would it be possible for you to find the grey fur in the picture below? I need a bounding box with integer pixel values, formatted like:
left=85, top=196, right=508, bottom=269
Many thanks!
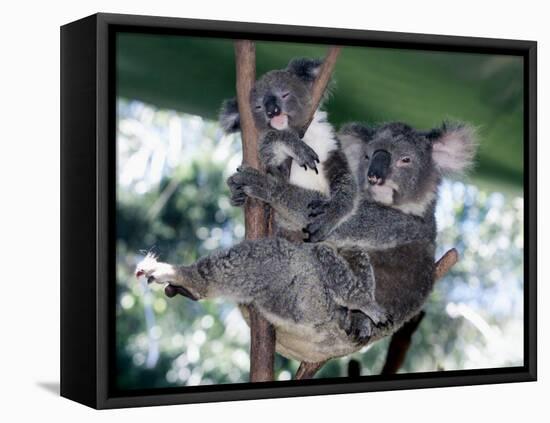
left=220, top=58, right=356, bottom=241
left=136, top=120, right=476, bottom=363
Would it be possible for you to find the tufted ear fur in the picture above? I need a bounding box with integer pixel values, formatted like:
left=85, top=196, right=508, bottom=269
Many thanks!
left=428, top=122, right=477, bottom=176
left=286, top=57, right=323, bottom=83
left=338, top=122, right=375, bottom=144
left=219, top=97, right=240, bottom=133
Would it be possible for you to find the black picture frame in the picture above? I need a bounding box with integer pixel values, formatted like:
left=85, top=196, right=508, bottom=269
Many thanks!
left=60, top=12, right=537, bottom=409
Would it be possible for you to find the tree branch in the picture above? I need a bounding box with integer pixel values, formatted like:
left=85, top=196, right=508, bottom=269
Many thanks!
left=295, top=361, right=327, bottom=380
left=234, top=40, right=276, bottom=382
left=380, top=311, right=426, bottom=375
left=299, top=47, right=341, bottom=138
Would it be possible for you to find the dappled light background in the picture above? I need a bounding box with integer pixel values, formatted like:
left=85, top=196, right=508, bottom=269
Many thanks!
left=115, top=36, right=524, bottom=390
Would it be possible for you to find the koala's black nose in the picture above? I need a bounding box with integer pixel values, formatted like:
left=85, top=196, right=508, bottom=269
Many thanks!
left=367, top=150, right=391, bottom=185
left=264, top=95, right=281, bottom=118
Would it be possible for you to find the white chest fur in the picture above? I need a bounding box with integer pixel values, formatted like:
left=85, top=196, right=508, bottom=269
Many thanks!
left=288, top=111, right=338, bottom=196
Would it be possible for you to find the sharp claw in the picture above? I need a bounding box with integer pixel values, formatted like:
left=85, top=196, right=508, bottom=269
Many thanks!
left=302, top=165, right=307, bottom=171
left=313, top=166, right=319, bottom=174
left=315, top=158, right=320, bottom=164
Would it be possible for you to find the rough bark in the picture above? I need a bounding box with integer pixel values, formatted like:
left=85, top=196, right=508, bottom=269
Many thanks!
left=234, top=40, right=276, bottom=382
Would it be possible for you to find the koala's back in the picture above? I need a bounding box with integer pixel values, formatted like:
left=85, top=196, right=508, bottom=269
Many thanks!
left=369, top=241, right=436, bottom=331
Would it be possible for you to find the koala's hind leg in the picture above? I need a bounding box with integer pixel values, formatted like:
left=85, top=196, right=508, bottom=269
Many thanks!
left=338, top=248, right=392, bottom=327
left=136, top=238, right=298, bottom=306
left=314, top=245, right=392, bottom=337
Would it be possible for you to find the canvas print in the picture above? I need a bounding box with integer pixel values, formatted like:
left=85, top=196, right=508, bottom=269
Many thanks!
left=115, top=32, right=524, bottom=391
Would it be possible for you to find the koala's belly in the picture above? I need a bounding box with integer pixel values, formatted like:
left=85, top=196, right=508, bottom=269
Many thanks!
left=239, top=305, right=360, bottom=362
left=275, top=325, right=361, bottom=362
left=258, top=309, right=364, bottom=362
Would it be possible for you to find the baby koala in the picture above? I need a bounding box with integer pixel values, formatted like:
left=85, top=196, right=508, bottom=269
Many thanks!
left=220, top=57, right=356, bottom=242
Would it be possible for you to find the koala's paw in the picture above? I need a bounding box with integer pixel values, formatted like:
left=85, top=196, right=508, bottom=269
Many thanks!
left=227, top=166, right=271, bottom=204
left=303, top=222, right=329, bottom=243
left=307, top=199, right=330, bottom=218
left=292, top=141, right=320, bottom=172
left=135, top=254, right=177, bottom=285
left=304, top=217, right=335, bottom=244
left=227, top=174, right=248, bottom=206
left=362, top=304, right=393, bottom=329
left=338, top=308, right=373, bottom=345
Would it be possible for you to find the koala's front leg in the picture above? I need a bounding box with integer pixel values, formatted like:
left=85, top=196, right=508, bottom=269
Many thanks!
left=259, top=129, right=319, bottom=174
left=228, top=165, right=325, bottom=231
left=227, top=165, right=277, bottom=206
left=338, top=248, right=393, bottom=329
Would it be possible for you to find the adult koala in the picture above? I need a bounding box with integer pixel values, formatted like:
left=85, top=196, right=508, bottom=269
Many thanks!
left=136, top=121, right=476, bottom=363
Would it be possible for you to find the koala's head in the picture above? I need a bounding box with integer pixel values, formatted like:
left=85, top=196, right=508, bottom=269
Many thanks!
left=220, top=58, right=323, bottom=134
left=339, top=121, right=477, bottom=216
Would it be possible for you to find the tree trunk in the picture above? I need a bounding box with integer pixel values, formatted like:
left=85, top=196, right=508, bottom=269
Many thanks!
left=234, top=40, right=276, bottom=382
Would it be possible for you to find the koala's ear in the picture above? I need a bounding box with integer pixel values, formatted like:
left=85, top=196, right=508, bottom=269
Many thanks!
left=286, top=57, right=323, bottom=83
left=338, top=123, right=375, bottom=174
left=338, top=122, right=375, bottom=144
left=428, top=122, right=477, bottom=175
left=219, top=97, right=240, bottom=133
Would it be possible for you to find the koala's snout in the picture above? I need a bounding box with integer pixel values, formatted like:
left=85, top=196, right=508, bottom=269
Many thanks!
left=264, top=95, right=281, bottom=118
left=367, top=150, right=391, bottom=185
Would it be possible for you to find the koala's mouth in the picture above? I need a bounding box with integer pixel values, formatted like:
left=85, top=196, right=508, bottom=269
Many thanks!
left=269, top=113, right=289, bottom=130
left=370, top=180, right=399, bottom=205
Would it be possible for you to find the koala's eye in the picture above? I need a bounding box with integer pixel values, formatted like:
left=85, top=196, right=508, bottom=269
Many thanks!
left=281, top=92, right=290, bottom=99
left=365, top=154, right=370, bottom=160
left=399, top=157, right=412, bottom=164
left=255, top=105, right=262, bottom=110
